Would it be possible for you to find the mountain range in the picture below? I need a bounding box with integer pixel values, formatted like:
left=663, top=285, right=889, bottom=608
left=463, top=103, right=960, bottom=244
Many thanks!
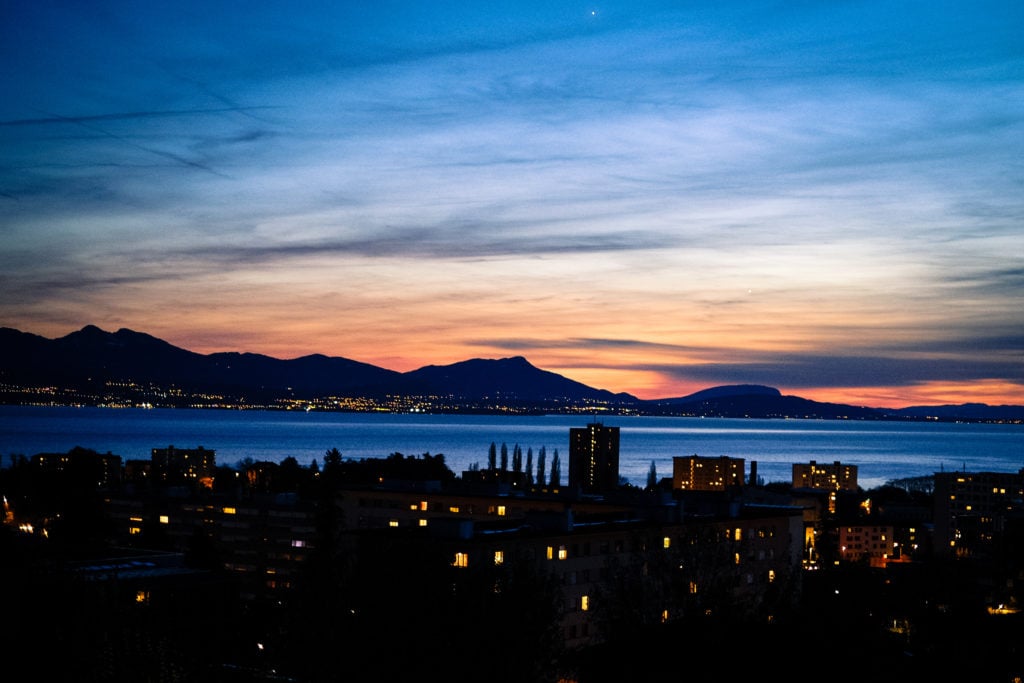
left=1, top=325, right=1021, bottom=422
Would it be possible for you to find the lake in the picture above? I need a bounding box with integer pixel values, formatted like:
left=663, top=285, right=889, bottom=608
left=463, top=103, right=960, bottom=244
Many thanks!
left=1, top=405, right=1022, bottom=489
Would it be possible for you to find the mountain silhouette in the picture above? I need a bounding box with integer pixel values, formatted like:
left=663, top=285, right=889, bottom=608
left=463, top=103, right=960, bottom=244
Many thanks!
left=1, top=325, right=1020, bottom=421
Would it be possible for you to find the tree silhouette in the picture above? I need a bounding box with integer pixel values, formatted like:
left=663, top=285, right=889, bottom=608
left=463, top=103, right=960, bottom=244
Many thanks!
left=537, top=446, right=547, bottom=485
left=526, top=447, right=534, bottom=485
left=488, top=442, right=497, bottom=470
left=549, top=449, right=560, bottom=487
left=500, top=442, right=509, bottom=471
left=647, top=460, right=658, bottom=490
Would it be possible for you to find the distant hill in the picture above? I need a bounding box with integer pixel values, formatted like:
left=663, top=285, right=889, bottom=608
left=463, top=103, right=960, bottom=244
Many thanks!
left=887, top=403, right=1024, bottom=421
left=0, top=325, right=633, bottom=406
left=1, top=325, right=1021, bottom=421
left=397, top=356, right=635, bottom=403
left=641, top=384, right=884, bottom=420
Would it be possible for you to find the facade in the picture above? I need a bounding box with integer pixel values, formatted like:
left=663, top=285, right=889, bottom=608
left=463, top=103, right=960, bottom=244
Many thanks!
left=838, top=524, right=896, bottom=567
left=672, top=454, right=745, bottom=491
left=792, top=460, right=858, bottom=492
left=569, top=422, right=621, bottom=494
left=933, top=469, right=1024, bottom=558
left=150, top=445, right=216, bottom=489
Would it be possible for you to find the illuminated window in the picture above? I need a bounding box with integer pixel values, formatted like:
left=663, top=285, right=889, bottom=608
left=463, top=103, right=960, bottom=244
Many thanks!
left=558, top=545, right=568, bottom=560
left=734, top=552, right=741, bottom=565
left=291, top=540, right=305, bottom=548
left=663, top=536, right=671, bottom=549
left=419, top=501, right=428, bottom=511
left=733, top=528, right=742, bottom=541
left=768, top=569, right=776, bottom=583
left=128, top=526, right=142, bottom=535
left=409, top=504, right=418, bottom=511
left=661, top=609, right=669, bottom=623
left=689, top=581, right=698, bottom=594
left=389, top=519, right=399, bottom=527
left=419, top=518, right=428, bottom=527
left=159, top=515, right=169, bottom=524
left=222, top=507, right=236, bottom=515
left=453, top=552, right=469, bottom=568
left=135, top=590, right=150, bottom=605
left=497, top=505, right=506, bottom=517
left=494, top=550, right=504, bottom=565
left=546, top=546, right=554, bottom=560
left=449, top=506, right=460, bottom=513
left=581, top=595, right=590, bottom=611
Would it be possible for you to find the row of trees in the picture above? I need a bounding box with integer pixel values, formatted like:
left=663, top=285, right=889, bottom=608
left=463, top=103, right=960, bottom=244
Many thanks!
left=475, top=441, right=562, bottom=487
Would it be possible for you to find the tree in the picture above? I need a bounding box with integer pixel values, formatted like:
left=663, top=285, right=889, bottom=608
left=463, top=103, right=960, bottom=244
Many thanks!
left=647, top=460, right=658, bottom=490
left=500, top=442, right=509, bottom=471
left=526, top=447, right=534, bottom=485
left=549, top=449, right=560, bottom=487
left=488, top=442, right=497, bottom=470
left=512, top=444, right=522, bottom=473
left=537, top=446, right=547, bottom=485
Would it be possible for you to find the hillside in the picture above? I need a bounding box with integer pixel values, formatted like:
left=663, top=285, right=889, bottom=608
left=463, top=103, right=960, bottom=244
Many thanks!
left=1, top=325, right=1020, bottom=421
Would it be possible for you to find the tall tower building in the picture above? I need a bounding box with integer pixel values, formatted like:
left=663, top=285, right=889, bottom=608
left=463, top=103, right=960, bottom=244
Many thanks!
left=569, top=422, right=620, bottom=494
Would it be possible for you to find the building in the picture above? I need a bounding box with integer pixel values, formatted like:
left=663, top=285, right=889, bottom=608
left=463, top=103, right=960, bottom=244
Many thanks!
left=792, top=460, right=858, bottom=492
left=838, top=523, right=896, bottom=567
left=672, top=454, right=745, bottom=491
left=569, top=422, right=620, bottom=494
left=32, top=446, right=122, bottom=489
left=933, top=469, right=1024, bottom=558
left=150, top=445, right=216, bottom=489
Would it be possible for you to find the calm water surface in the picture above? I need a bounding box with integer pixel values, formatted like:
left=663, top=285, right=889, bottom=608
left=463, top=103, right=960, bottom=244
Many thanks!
left=1, top=406, right=1022, bottom=489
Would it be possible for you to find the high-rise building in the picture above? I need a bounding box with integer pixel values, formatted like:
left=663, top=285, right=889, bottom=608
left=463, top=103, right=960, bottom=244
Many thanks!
left=792, top=460, right=858, bottom=491
left=672, top=454, right=745, bottom=491
left=568, top=422, right=620, bottom=494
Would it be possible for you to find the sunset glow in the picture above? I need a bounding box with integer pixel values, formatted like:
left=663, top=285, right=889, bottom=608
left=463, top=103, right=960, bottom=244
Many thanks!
left=1, top=1, right=1021, bottom=407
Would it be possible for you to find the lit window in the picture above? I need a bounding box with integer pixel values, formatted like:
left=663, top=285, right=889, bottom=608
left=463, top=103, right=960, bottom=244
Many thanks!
left=291, top=540, right=305, bottom=548
left=135, top=590, right=150, bottom=605
left=453, top=552, right=469, bottom=568
left=159, top=515, right=169, bottom=524
left=768, top=569, right=776, bottom=583
left=734, top=552, right=741, bottom=565
left=581, top=595, right=590, bottom=611
left=663, top=536, right=671, bottom=549
left=420, top=501, right=428, bottom=511
left=389, top=519, right=399, bottom=527
left=419, top=519, right=428, bottom=527
left=661, top=609, right=669, bottom=623
left=689, top=581, right=698, bottom=594
left=494, top=550, right=504, bottom=565
left=222, top=507, right=236, bottom=515
left=409, top=504, right=418, bottom=511
left=128, top=526, right=141, bottom=535
left=733, top=528, right=742, bottom=541
left=558, top=545, right=568, bottom=560
left=449, top=506, right=460, bottom=513
left=497, top=505, right=506, bottom=517
left=546, top=546, right=554, bottom=560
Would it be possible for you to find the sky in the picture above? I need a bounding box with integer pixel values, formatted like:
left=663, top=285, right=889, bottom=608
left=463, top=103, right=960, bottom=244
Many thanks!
left=1, top=1, right=1022, bottom=407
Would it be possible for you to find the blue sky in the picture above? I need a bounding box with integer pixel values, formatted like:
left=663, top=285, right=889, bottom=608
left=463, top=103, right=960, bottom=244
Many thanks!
left=2, top=1, right=1022, bottom=405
